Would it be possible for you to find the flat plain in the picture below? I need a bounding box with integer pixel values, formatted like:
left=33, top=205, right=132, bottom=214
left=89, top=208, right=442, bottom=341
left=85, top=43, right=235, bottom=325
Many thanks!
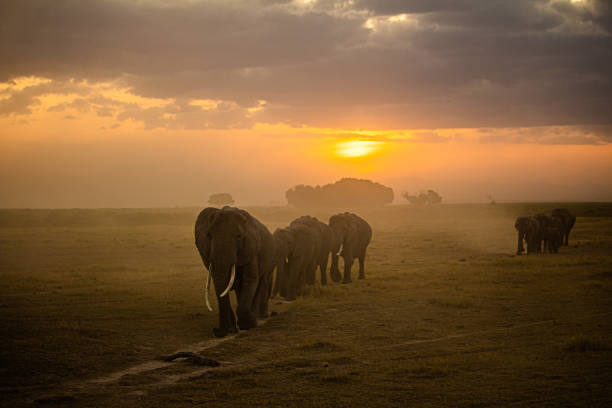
left=1, top=203, right=611, bottom=407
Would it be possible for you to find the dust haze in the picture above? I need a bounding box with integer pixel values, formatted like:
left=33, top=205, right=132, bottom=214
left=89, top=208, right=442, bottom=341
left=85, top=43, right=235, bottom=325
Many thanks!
left=1, top=1, right=612, bottom=407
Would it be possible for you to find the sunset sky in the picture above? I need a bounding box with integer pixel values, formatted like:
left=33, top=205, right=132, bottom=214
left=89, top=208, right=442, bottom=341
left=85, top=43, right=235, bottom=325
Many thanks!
left=1, top=0, right=611, bottom=207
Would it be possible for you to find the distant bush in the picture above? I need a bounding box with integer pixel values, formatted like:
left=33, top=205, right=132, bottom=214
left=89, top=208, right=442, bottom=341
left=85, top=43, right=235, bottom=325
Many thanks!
left=285, top=178, right=394, bottom=207
left=403, top=190, right=442, bottom=206
left=208, top=193, right=235, bottom=207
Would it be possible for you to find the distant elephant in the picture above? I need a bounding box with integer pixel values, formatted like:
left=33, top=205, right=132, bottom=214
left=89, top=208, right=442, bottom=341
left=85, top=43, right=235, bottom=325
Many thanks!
left=271, top=224, right=317, bottom=301
left=329, top=213, right=372, bottom=283
left=541, top=217, right=563, bottom=253
left=534, top=214, right=564, bottom=254
left=514, top=216, right=540, bottom=255
left=289, top=215, right=341, bottom=286
left=552, top=208, right=576, bottom=246
left=194, top=206, right=275, bottom=337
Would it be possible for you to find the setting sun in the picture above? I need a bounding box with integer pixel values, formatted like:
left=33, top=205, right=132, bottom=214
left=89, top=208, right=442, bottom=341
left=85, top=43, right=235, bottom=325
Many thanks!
left=335, top=140, right=383, bottom=158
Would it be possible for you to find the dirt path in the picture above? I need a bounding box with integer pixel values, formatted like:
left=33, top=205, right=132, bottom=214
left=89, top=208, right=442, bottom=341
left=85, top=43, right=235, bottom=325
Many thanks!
left=29, top=310, right=612, bottom=405
left=29, top=318, right=269, bottom=405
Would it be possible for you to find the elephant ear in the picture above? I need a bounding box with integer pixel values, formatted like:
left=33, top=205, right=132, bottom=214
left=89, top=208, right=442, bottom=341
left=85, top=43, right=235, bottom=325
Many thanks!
left=195, top=207, right=221, bottom=263
left=195, top=208, right=219, bottom=240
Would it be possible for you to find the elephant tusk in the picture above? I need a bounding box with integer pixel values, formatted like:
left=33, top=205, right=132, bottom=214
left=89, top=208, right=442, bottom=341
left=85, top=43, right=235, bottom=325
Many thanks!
left=220, top=264, right=235, bottom=298
left=336, top=243, right=343, bottom=256
left=204, top=265, right=213, bottom=311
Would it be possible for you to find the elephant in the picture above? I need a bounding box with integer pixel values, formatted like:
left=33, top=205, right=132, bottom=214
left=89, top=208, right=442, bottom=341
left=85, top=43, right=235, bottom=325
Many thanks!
left=271, top=224, right=317, bottom=301
left=552, top=208, right=576, bottom=246
left=514, top=216, right=540, bottom=255
left=541, top=218, right=563, bottom=253
left=194, top=206, right=275, bottom=338
left=329, top=212, right=372, bottom=283
left=289, top=215, right=341, bottom=286
left=534, top=214, right=564, bottom=254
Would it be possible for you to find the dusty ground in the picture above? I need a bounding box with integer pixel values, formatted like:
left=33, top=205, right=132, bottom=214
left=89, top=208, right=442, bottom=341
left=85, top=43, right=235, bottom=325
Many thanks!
left=1, top=203, right=611, bottom=407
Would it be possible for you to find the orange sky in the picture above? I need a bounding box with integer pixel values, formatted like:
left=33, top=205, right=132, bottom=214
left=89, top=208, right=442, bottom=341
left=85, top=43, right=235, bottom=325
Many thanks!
left=1, top=77, right=611, bottom=207
left=1, top=0, right=611, bottom=207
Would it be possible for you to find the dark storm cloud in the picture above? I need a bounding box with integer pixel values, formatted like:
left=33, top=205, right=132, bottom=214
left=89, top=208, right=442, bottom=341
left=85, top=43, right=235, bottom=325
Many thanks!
left=475, top=125, right=612, bottom=145
left=1, top=0, right=611, bottom=134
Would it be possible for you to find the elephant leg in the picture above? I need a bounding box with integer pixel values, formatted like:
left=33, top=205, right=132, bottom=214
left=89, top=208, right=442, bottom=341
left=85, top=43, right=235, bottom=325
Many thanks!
left=305, top=259, right=316, bottom=285
left=213, top=292, right=237, bottom=338
left=330, top=253, right=342, bottom=283
left=309, top=266, right=316, bottom=285
left=252, top=279, right=268, bottom=319
left=233, top=266, right=244, bottom=302
left=271, top=263, right=281, bottom=298
left=257, top=264, right=274, bottom=318
left=285, top=261, right=298, bottom=301
left=298, top=259, right=311, bottom=293
left=320, top=254, right=329, bottom=286
left=256, top=257, right=273, bottom=318
left=299, top=265, right=307, bottom=291
left=516, top=231, right=525, bottom=255
left=526, top=234, right=534, bottom=254
left=236, top=262, right=259, bottom=331
left=280, top=261, right=289, bottom=298
left=342, top=254, right=354, bottom=284
left=358, top=251, right=366, bottom=280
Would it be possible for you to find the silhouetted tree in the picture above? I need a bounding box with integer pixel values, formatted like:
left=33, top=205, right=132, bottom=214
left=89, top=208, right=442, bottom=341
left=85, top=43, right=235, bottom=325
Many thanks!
left=286, top=178, right=394, bottom=207
left=403, top=189, right=442, bottom=206
left=208, top=193, right=235, bottom=207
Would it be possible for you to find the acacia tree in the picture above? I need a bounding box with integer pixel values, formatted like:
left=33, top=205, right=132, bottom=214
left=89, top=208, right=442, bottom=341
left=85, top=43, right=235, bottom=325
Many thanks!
left=285, top=178, right=394, bottom=207
left=403, top=190, right=442, bottom=205
left=208, top=193, right=235, bottom=207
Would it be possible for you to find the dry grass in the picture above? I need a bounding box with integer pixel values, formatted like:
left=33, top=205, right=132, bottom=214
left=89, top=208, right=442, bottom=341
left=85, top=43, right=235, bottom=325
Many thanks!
left=1, top=203, right=611, bottom=407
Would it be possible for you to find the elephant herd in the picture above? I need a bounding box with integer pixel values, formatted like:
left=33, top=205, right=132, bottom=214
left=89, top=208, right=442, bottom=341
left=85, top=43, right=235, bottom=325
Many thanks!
left=514, top=208, right=576, bottom=255
left=194, top=206, right=372, bottom=338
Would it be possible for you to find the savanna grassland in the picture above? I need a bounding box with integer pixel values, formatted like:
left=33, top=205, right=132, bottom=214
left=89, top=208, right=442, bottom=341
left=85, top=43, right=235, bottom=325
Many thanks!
left=1, top=203, right=611, bottom=407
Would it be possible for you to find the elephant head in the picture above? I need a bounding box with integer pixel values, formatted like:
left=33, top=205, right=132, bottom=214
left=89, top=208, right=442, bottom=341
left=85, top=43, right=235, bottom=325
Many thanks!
left=195, top=207, right=255, bottom=337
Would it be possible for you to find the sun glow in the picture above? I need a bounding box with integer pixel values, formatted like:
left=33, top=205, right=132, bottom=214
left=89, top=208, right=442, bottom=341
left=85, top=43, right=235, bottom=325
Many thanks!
left=335, top=140, right=382, bottom=158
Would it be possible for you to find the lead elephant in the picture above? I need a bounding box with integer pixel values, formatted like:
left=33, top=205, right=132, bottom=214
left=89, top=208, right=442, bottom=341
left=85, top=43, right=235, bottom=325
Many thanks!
left=514, top=216, right=540, bottom=255
left=289, top=215, right=341, bottom=286
left=329, top=213, right=372, bottom=283
left=194, top=206, right=275, bottom=338
left=552, top=208, right=576, bottom=246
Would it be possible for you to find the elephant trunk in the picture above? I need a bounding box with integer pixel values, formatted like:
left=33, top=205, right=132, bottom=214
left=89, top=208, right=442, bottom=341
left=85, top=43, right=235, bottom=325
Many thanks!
left=220, top=264, right=235, bottom=298
left=210, top=260, right=238, bottom=337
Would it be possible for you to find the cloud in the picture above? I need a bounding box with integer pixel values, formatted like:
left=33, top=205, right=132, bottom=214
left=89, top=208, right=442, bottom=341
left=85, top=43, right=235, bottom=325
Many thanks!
left=0, top=77, right=266, bottom=129
left=0, top=0, right=610, bottom=133
left=475, top=125, right=612, bottom=145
